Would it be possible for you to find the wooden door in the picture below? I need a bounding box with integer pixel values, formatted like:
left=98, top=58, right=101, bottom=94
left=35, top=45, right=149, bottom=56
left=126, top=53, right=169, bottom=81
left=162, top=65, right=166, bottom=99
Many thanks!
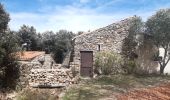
left=80, top=51, right=93, bottom=77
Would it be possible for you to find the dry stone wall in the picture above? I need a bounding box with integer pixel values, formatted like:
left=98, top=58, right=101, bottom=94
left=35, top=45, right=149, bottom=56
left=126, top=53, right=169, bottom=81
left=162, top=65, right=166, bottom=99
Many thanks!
left=29, top=69, right=76, bottom=87
left=73, top=17, right=135, bottom=66
left=73, top=16, right=159, bottom=74
left=74, top=18, right=135, bottom=57
left=19, top=54, right=77, bottom=88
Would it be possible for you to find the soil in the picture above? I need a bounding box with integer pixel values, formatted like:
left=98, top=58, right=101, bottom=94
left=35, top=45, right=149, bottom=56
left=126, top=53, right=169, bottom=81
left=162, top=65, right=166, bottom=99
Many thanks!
left=15, top=51, right=45, bottom=61
left=117, top=83, right=170, bottom=100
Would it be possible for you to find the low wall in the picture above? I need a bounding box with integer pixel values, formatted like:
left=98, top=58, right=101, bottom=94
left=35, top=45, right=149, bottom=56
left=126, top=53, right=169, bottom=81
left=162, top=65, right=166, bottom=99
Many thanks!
left=19, top=63, right=78, bottom=88
left=19, top=63, right=33, bottom=88
left=29, top=69, right=77, bottom=87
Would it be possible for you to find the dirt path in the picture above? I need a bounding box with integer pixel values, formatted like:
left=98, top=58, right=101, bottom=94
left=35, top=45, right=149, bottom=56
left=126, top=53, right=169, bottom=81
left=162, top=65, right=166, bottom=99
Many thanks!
left=116, top=83, right=170, bottom=100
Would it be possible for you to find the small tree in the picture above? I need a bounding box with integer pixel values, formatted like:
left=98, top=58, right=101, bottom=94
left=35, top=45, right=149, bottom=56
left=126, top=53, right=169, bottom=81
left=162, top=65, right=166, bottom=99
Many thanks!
left=146, top=9, right=170, bottom=74
left=122, top=16, right=143, bottom=60
left=94, top=51, right=123, bottom=75
left=121, top=16, right=144, bottom=74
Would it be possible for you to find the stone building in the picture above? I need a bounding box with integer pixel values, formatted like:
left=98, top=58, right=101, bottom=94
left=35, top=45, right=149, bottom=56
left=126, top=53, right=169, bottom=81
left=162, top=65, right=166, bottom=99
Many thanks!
left=72, top=16, right=159, bottom=74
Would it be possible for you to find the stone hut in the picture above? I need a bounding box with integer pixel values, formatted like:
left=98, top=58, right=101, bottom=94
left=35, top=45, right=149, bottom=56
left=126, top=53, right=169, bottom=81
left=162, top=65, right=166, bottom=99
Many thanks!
left=72, top=16, right=159, bottom=74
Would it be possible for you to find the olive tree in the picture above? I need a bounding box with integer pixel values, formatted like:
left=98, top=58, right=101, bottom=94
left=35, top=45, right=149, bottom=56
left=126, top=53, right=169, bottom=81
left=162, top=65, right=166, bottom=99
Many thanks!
left=17, top=25, right=38, bottom=50
left=0, top=3, right=10, bottom=33
left=121, top=16, right=144, bottom=74
left=0, top=3, right=19, bottom=88
left=146, top=9, right=170, bottom=74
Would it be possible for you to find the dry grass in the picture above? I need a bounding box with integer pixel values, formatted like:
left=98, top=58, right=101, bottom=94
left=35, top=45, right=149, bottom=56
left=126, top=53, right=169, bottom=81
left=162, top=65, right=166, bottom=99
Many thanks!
left=16, top=88, right=63, bottom=100
left=63, top=74, right=170, bottom=100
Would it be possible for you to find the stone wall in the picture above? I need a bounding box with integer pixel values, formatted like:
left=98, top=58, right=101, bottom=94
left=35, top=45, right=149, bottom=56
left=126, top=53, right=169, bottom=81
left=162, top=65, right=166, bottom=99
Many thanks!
left=73, top=16, right=159, bottom=74
left=19, top=63, right=33, bottom=88
left=62, top=51, right=72, bottom=68
left=74, top=17, right=134, bottom=59
left=29, top=69, right=76, bottom=87
left=73, top=17, right=136, bottom=68
left=19, top=54, right=78, bottom=88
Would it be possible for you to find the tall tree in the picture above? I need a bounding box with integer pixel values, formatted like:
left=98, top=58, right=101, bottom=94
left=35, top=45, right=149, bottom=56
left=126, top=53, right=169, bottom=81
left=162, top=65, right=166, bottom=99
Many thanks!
left=0, top=3, right=19, bottom=88
left=17, top=25, right=38, bottom=50
left=53, top=30, right=75, bottom=63
left=41, top=30, right=75, bottom=63
left=0, top=4, right=10, bottom=33
left=41, top=31, right=56, bottom=52
left=122, top=16, right=143, bottom=60
left=146, top=9, right=170, bottom=74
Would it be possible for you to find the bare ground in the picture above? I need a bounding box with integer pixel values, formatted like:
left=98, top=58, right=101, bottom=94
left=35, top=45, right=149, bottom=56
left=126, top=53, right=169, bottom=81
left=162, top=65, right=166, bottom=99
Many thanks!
left=62, top=74, right=170, bottom=100
left=116, top=83, right=170, bottom=100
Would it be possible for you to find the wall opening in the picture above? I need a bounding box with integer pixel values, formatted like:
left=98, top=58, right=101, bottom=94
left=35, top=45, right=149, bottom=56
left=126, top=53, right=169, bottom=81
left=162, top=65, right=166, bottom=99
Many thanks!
left=97, top=44, right=101, bottom=51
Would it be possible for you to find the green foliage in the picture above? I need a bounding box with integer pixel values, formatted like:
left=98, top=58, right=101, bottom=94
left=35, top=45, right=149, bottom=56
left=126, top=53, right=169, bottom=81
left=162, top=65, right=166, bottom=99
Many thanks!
left=146, top=8, right=170, bottom=74
left=16, top=26, right=75, bottom=63
left=0, top=3, right=10, bottom=33
left=123, top=60, right=136, bottom=74
left=17, top=25, right=39, bottom=50
left=63, top=74, right=170, bottom=100
left=52, top=30, right=75, bottom=63
left=0, top=31, right=20, bottom=89
left=121, top=16, right=143, bottom=74
left=146, top=9, right=170, bottom=47
left=94, top=51, right=123, bottom=75
left=122, top=16, right=143, bottom=60
left=0, top=3, right=20, bottom=89
left=41, top=30, right=75, bottom=63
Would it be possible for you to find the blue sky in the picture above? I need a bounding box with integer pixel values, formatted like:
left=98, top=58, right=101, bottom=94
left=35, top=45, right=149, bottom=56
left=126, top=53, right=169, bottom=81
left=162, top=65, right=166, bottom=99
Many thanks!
left=1, top=0, right=170, bottom=33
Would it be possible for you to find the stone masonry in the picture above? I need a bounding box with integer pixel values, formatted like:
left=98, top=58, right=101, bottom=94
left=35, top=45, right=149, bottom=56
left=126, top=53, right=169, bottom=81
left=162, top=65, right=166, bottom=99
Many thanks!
left=73, top=16, right=159, bottom=74
left=73, top=17, right=134, bottom=66
left=19, top=54, right=77, bottom=88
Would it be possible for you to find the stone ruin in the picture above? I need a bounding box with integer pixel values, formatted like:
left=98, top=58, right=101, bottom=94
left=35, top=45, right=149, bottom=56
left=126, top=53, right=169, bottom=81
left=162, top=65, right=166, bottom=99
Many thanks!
left=19, top=54, right=78, bottom=88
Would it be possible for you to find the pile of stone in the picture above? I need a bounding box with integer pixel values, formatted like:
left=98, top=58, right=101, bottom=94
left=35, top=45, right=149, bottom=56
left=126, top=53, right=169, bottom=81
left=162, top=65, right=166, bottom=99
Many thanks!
left=29, top=69, right=77, bottom=87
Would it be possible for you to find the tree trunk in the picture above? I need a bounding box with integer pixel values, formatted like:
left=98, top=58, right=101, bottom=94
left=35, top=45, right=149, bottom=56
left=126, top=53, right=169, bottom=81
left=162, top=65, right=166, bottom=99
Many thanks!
left=160, top=66, right=165, bottom=75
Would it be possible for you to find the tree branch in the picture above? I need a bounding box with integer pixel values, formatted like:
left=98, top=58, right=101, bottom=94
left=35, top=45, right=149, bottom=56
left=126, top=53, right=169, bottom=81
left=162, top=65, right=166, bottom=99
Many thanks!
left=165, top=56, right=170, bottom=67
left=162, top=47, right=168, bottom=66
left=159, top=60, right=163, bottom=67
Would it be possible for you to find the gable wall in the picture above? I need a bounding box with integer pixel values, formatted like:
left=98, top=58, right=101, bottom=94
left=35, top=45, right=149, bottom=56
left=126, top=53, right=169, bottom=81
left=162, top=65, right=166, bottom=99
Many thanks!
left=73, top=17, right=159, bottom=74
left=74, top=17, right=134, bottom=63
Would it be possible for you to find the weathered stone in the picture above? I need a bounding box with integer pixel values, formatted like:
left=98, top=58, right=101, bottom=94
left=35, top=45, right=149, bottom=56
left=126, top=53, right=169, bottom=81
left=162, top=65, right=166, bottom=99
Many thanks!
left=19, top=54, right=77, bottom=88
left=72, top=16, right=159, bottom=75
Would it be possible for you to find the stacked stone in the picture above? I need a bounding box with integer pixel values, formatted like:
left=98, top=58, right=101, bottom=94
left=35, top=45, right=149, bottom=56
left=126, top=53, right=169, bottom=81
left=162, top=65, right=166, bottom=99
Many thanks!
left=73, top=17, right=135, bottom=62
left=19, top=53, right=78, bottom=88
left=19, top=63, right=33, bottom=88
left=28, top=69, right=77, bottom=87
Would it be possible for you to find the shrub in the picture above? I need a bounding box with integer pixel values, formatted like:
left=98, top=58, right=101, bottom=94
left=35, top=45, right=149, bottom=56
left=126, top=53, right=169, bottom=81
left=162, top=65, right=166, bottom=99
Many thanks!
left=94, top=51, right=123, bottom=75
left=123, top=60, right=136, bottom=74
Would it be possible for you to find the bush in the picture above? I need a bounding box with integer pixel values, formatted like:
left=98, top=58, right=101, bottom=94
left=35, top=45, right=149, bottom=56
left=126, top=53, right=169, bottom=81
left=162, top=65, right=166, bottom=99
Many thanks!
left=94, top=51, right=123, bottom=75
left=123, top=60, right=136, bottom=74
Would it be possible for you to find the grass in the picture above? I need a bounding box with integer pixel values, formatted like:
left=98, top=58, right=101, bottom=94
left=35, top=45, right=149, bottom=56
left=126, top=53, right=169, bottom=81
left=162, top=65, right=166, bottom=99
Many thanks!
left=16, top=88, right=61, bottom=100
left=63, top=74, right=170, bottom=100
left=63, top=85, right=111, bottom=100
